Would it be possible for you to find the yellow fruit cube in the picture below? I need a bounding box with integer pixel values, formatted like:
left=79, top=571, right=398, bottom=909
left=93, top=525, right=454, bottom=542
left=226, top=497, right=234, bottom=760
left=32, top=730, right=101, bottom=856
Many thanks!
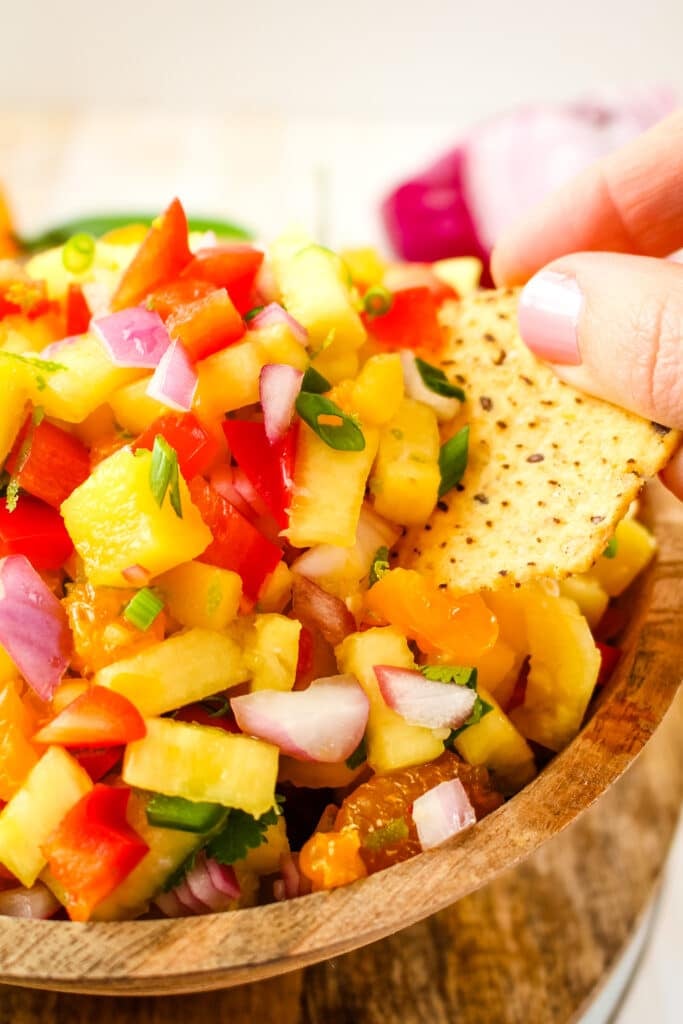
left=123, top=717, right=279, bottom=816
left=351, top=353, right=405, bottom=426
left=287, top=423, right=379, bottom=547
left=257, top=561, right=294, bottom=613
left=156, top=562, right=242, bottom=631
left=0, top=359, right=29, bottom=464
left=0, top=747, right=92, bottom=887
left=95, top=627, right=249, bottom=716
left=311, top=347, right=360, bottom=385
left=466, top=638, right=524, bottom=709
left=38, top=333, right=143, bottom=423
left=109, top=376, right=170, bottom=434
left=369, top=398, right=440, bottom=525
left=0, top=643, right=19, bottom=684
left=226, top=614, right=301, bottom=691
left=559, top=574, right=609, bottom=630
left=25, top=240, right=137, bottom=301
left=240, top=815, right=290, bottom=876
left=336, top=627, right=444, bottom=773
left=590, top=518, right=657, bottom=597
left=432, top=257, right=483, bottom=296
left=454, top=689, right=536, bottom=795
left=61, top=447, right=211, bottom=586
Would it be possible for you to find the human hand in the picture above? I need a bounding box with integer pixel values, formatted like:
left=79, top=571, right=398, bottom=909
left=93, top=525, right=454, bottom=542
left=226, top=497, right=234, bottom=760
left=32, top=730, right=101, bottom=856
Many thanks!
left=491, top=111, right=683, bottom=499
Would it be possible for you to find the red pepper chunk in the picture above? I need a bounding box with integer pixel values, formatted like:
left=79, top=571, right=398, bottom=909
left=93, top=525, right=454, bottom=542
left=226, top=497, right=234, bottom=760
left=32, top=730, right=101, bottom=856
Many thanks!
left=133, top=412, right=220, bottom=479
left=0, top=279, right=51, bottom=320
left=223, top=419, right=297, bottom=529
left=34, top=686, right=146, bottom=748
left=43, top=785, right=148, bottom=922
left=0, top=495, right=73, bottom=570
left=189, top=476, right=282, bottom=600
left=146, top=277, right=216, bottom=321
left=73, top=747, right=124, bottom=783
left=6, top=416, right=90, bottom=510
left=364, top=286, right=444, bottom=351
left=181, top=245, right=264, bottom=314
left=65, top=283, right=91, bottom=335
left=166, top=287, right=245, bottom=361
left=111, top=198, right=192, bottom=312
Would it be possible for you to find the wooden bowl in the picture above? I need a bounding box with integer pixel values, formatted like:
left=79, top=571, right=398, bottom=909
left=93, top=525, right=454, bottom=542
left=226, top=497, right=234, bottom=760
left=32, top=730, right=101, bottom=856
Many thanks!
left=0, top=486, right=680, bottom=997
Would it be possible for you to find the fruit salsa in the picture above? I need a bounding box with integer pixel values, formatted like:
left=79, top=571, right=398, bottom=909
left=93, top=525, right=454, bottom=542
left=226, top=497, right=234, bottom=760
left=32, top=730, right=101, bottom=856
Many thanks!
left=0, top=196, right=660, bottom=922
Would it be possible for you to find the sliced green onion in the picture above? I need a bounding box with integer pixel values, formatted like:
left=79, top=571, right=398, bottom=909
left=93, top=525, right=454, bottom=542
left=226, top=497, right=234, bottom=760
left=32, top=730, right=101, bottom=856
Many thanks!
left=438, top=425, right=469, bottom=499
left=244, top=305, right=265, bottom=322
left=415, top=357, right=466, bottom=401
left=301, top=365, right=331, bottom=394
left=602, top=536, right=618, bottom=559
left=149, top=435, right=182, bottom=517
left=295, top=393, right=365, bottom=451
left=123, top=587, right=164, bottom=631
left=345, top=735, right=367, bottom=770
left=364, top=817, right=409, bottom=850
left=363, top=286, right=393, bottom=318
left=146, top=794, right=225, bottom=834
left=62, top=233, right=96, bottom=274
left=369, top=545, right=390, bottom=587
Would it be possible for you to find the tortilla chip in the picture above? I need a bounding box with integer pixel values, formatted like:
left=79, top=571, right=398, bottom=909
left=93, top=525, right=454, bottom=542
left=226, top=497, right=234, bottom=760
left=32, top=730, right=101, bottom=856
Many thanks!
left=397, top=289, right=679, bottom=593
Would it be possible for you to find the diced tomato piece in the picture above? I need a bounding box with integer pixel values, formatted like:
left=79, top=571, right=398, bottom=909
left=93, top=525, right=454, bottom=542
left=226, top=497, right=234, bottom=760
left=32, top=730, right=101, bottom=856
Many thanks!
left=73, top=747, right=124, bottom=782
left=189, top=476, right=282, bottom=600
left=174, top=703, right=241, bottom=732
left=133, top=412, right=220, bottom=479
left=6, top=415, right=90, bottom=510
left=146, top=277, right=216, bottom=321
left=111, top=198, right=192, bottom=312
left=222, top=420, right=297, bottom=529
left=34, top=686, right=146, bottom=748
left=0, top=279, right=51, bottom=320
left=166, top=287, right=245, bottom=361
left=596, top=642, right=622, bottom=688
left=43, top=785, right=149, bottom=921
left=181, top=245, right=264, bottom=313
left=65, top=283, right=92, bottom=335
left=0, top=495, right=73, bottom=570
left=364, top=286, right=444, bottom=351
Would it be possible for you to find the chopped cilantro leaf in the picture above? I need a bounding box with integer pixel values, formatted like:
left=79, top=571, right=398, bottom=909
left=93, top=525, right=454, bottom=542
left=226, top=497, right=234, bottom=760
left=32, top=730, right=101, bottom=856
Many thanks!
left=369, top=546, right=390, bottom=587
left=206, top=806, right=280, bottom=866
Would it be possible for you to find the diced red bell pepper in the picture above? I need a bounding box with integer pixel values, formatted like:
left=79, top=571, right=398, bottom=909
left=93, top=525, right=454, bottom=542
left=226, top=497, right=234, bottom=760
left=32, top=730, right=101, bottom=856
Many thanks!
left=0, top=279, right=52, bottom=320
left=65, top=283, right=92, bottom=336
left=111, top=198, right=192, bottom=312
left=43, top=785, right=149, bottom=922
left=6, top=415, right=91, bottom=509
left=34, top=686, right=146, bottom=748
left=596, top=642, right=622, bottom=688
left=222, top=420, right=297, bottom=529
left=189, top=476, right=282, bottom=600
left=0, top=495, right=73, bottom=570
left=505, top=657, right=530, bottom=713
left=133, top=412, right=220, bottom=480
left=295, top=625, right=314, bottom=680
left=166, top=287, right=245, bottom=361
left=180, top=245, right=264, bottom=314
left=73, top=747, right=124, bottom=783
left=146, top=277, right=216, bottom=321
left=363, top=286, right=444, bottom=351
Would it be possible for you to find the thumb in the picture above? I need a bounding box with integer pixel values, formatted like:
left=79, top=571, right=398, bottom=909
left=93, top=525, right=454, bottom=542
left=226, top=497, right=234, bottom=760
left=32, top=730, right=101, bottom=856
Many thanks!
left=517, top=251, right=683, bottom=496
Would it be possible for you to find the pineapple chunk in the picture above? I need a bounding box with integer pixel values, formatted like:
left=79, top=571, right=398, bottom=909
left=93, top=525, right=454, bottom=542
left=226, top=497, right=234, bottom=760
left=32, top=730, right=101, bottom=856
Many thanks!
left=336, top=627, right=444, bottom=773
left=37, top=333, right=144, bottom=423
left=351, top=353, right=405, bottom=426
left=25, top=240, right=137, bottom=302
left=156, top=562, right=242, bottom=631
left=95, top=628, right=249, bottom=716
left=340, top=247, right=386, bottom=289
left=0, top=643, right=19, bottom=684
left=509, top=587, right=600, bottom=752
left=369, top=398, right=440, bottom=525
left=241, top=815, right=290, bottom=876
left=287, top=423, right=379, bottom=547
left=109, top=376, right=170, bottom=434
left=559, top=574, right=609, bottom=630
left=257, top=562, right=294, bottom=613
left=123, top=717, right=279, bottom=816
left=432, top=257, right=483, bottom=296
left=226, top=614, right=301, bottom=692
left=61, top=447, right=211, bottom=586
left=466, top=638, right=524, bottom=710
left=454, top=689, right=536, bottom=795
left=590, top=518, right=657, bottom=597
left=0, top=359, right=29, bottom=463
left=311, top=346, right=360, bottom=385
left=0, top=747, right=92, bottom=887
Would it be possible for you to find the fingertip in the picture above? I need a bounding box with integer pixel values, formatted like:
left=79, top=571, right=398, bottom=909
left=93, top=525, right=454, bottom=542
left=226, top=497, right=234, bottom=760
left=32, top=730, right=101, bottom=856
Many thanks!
left=659, top=445, right=683, bottom=502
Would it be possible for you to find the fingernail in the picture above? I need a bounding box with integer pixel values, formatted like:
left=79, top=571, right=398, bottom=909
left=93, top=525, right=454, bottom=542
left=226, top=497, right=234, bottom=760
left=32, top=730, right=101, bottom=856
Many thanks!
left=518, top=271, right=583, bottom=365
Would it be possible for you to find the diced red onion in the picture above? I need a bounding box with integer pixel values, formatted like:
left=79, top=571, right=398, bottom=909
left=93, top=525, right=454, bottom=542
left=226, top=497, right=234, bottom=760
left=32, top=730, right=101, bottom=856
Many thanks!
left=273, top=879, right=286, bottom=902
left=291, top=575, right=356, bottom=648
left=184, top=854, right=240, bottom=912
left=279, top=852, right=302, bottom=900
left=260, top=364, right=304, bottom=444
left=382, top=90, right=675, bottom=273
left=374, top=665, right=476, bottom=730
left=205, top=858, right=241, bottom=899
left=210, top=465, right=259, bottom=520
left=153, top=888, right=187, bottom=918
left=93, top=307, right=171, bottom=368
left=291, top=505, right=399, bottom=588
left=0, top=882, right=61, bottom=919
left=248, top=303, right=308, bottom=346
left=0, top=555, right=71, bottom=701
left=174, top=877, right=211, bottom=915
left=121, top=564, right=152, bottom=586
left=146, top=338, right=198, bottom=412
left=412, top=778, right=476, bottom=851
left=231, top=675, right=369, bottom=762
left=400, top=350, right=461, bottom=423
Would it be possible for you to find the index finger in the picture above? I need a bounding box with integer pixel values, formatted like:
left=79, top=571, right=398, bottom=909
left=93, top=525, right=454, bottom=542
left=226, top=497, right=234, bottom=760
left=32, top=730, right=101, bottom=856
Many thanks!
left=491, top=110, right=683, bottom=287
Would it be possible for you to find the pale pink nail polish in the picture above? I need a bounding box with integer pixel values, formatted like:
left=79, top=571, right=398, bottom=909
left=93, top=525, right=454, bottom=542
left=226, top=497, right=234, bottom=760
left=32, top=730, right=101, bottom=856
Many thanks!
left=518, top=271, right=583, bottom=365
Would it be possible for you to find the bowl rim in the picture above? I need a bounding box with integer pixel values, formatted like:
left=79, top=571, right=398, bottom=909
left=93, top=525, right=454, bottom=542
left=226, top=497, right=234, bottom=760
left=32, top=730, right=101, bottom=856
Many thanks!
left=0, top=485, right=680, bottom=996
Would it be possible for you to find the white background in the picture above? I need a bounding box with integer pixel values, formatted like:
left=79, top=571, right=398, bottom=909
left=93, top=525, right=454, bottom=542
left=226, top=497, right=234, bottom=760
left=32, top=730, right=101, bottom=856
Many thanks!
left=1, top=2, right=682, bottom=1020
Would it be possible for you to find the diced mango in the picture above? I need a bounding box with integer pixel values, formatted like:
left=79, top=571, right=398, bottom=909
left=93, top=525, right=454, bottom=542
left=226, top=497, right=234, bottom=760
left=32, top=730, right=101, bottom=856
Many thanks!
left=311, top=347, right=360, bottom=385
left=156, top=562, right=242, bottom=631
left=257, top=561, right=294, bottom=613
left=94, top=628, right=249, bottom=716
left=109, top=376, right=171, bottom=434
left=123, top=717, right=279, bottom=816
left=351, top=353, right=404, bottom=426
left=25, top=240, right=137, bottom=302
left=340, top=247, right=385, bottom=289
left=559, top=574, right=609, bottom=630
left=369, top=398, right=440, bottom=525
left=336, top=627, right=444, bottom=773
left=454, top=689, right=536, bottom=795
left=72, top=403, right=119, bottom=446
left=0, top=747, right=92, bottom=887
left=590, top=518, right=657, bottom=597
left=38, top=333, right=144, bottom=423
left=287, top=423, right=379, bottom=547
left=61, top=447, right=211, bottom=586
left=226, top=614, right=301, bottom=692
left=465, top=638, right=524, bottom=709
left=432, top=257, right=483, bottom=296
left=0, top=644, right=19, bottom=684
left=0, top=359, right=29, bottom=464
left=0, top=678, right=39, bottom=802
left=241, top=815, right=290, bottom=877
